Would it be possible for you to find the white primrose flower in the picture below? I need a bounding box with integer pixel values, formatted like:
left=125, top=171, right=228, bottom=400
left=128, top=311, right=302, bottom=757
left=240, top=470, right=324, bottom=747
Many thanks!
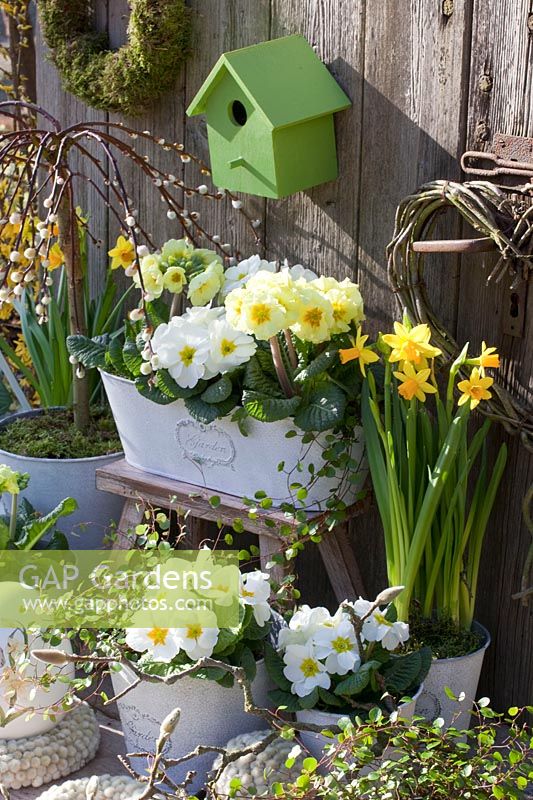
left=173, top=612, right=220, bottom=660
left=362, top=615, right=409, bottom=651
left=283, top=642, right=331, bottom=698
left=220, top=254, right=277, bottom=297
left=240, top=571, right=272, bottom=627
left=277, top=605, right=333, bottom=650
left=312, top=615, right=360, bottom=676
left=281, top=261, right=318, bottom=282
left=125, top=627, right=181, bottom=662
left=350, top=598, right=410, bottom=651
left=151, top=319, right=210, bottom=388
left=180, top=304, right=225, bottom=326
left=205, top=317, right=257, bottom=376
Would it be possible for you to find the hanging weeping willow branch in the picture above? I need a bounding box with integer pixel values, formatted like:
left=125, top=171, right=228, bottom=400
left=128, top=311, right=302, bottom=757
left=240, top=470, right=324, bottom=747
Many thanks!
left=387, top=179, right=533, bottom=452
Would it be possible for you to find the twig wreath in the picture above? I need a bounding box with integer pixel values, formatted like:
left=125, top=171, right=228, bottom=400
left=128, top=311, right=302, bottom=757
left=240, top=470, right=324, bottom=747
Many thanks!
left=387, top=179, right=533, bottom=452
left=38, top=0, right=191, bottom=116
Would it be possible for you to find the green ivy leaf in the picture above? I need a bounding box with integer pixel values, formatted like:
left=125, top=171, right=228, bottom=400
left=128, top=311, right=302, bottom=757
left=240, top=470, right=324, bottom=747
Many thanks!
left=242, top=391, right=301, bottom=422
left=294, top=384, right=347, bottom=432
left=201, top=375, right=233, bottom=404
left=66, top=334, right=107, bottom=369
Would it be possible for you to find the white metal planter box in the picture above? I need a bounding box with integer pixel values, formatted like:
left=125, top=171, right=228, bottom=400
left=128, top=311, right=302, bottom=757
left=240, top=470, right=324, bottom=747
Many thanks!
left=101, top=371, right=366, bottom=508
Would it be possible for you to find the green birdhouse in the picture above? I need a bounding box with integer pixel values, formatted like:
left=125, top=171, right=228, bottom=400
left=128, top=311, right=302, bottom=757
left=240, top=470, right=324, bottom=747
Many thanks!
left=186, top=35, right=351, bottom=199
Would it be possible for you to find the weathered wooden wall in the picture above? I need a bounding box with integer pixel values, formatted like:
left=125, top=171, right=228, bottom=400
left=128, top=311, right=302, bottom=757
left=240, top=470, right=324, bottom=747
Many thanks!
left=36, top=0, right=532, bottom=708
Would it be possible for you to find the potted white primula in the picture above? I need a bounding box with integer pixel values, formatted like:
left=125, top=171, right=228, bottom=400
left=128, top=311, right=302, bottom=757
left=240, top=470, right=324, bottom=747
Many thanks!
left=89, top=570, right=276, bottom=793
left=68, top=240, right=367, bottom=508
left=0, top=465, right=76, bottom=739
left=265, top=588, right=431, bottom=760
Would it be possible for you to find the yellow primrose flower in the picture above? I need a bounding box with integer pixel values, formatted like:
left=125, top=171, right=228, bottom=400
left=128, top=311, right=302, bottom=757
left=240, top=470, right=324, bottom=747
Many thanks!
left=108, top=235, right=135, bottom=270
left=393, top=362, right=437, bottom=402
left=339, top=327, right=380, bottom=376
left=245, top=271, right=300, bottom=326
left=134, top=254, right=164, bottom=298
left=0, top=465, right=22, bottom=494
left=163, top=265, right=187, bottom=294
left=240, top=291, right=287, bottom=340
left=312, top=276, right=365, bottom=335
left=225, top=285, right=246, bottom=329
left=290, top=284, right=334, bottom=344
left=188, top=261, right=224, bottom=306
left=457, top=367, right=493, bottom=409
left=383, top=322, right=441, bottom=365
left=48, top=242, right=64, bottom=271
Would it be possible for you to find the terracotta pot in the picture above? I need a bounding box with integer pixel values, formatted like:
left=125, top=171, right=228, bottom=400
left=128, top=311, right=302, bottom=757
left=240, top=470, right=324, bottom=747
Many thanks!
left=101, top=371, right=366, bottom=509
left=0, top=409, right=123, bottom=549
left=415, top=621, right=490, bottom=730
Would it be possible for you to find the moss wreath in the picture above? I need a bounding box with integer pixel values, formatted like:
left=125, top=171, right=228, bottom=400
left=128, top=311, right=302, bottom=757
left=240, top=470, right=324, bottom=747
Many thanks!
left=38, top=0, right=191, bottom=116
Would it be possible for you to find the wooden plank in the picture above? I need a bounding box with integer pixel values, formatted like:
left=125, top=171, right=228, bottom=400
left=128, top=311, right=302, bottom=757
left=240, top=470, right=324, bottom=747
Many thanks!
left=456, top=0, right=533, bottom=710
left=318, top=522, right=367, bottom=602
left=34, top=1, right=110, bottom=298
left=266, top=0, right=365, bottom=276
left=184, top=0, right=270, bottom=257
left=357, top=0, right=472, bottom=337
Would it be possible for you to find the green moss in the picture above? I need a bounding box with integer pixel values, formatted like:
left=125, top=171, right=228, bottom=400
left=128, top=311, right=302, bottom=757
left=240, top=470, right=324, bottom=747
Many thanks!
left=38, top=0, right=191, bottom=116
left=0, top=409, right=122, bottom=459
left=409, top=611, right=484, bottom=660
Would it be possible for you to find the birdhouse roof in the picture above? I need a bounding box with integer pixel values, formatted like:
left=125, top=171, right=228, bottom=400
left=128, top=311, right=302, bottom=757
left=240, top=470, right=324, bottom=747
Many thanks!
left=187, top=35, right=351, bottom=129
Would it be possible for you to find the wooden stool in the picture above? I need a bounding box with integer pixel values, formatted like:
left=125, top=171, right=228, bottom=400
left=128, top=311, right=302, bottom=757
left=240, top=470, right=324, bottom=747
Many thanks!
left=96, top=458, right=368, bottom=602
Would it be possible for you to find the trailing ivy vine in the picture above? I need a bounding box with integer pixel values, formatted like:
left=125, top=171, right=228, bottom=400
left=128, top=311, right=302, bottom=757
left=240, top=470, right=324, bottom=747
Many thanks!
left=38, top=0, right=191, bottom=116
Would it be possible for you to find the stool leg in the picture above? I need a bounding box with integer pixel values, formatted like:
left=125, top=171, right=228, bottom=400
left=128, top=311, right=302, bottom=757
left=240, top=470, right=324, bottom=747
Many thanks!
left=259, top=535, right=286, bottom=585
left=114, top=498, right=144, bottom=550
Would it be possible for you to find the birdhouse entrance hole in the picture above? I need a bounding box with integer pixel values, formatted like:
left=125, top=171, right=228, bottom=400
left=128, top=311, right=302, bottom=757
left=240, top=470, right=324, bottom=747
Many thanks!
left=230, top=100, right=248, bottom=126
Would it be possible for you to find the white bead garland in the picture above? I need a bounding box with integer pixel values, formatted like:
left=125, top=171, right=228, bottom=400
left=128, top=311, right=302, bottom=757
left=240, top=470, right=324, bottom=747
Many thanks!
left=212, top=729, right=304, bottom=798
left=35, top=774, right=144, bottom=800
left=0, top=702, right=100, bottom=790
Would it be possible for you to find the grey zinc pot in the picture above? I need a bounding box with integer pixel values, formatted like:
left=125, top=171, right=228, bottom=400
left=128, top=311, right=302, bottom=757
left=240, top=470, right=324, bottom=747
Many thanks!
left=415, top=621, right=490, bottom=730
left=0, top=409, right=123, bottom=549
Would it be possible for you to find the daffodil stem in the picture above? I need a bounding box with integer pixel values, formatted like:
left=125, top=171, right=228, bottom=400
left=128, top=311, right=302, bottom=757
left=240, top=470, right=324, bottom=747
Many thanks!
left=9, top=492, right=17, bottom=543
left=283, top=329, right=298, bottom=369
left=269, top=335, right=294, bottom=398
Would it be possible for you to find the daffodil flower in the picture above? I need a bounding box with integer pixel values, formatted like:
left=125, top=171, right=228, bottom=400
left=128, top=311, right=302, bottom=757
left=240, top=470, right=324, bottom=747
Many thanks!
left=471, top=341, right=500, bottom=377
left=457, top=367, right=493, bottom=409
left=382, top=321, right=441, bottom=365
left=108, top=235, right=135, bottom=270
left=47, top=242, right=65, bottom=271
left=393, top=362, right=437, bottom=402
left=339, top=327, right=380, bottom=376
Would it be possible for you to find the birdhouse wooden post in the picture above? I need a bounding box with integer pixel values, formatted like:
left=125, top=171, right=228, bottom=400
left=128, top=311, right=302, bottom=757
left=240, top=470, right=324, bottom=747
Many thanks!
left=186, top=35, right=351, bottom=199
